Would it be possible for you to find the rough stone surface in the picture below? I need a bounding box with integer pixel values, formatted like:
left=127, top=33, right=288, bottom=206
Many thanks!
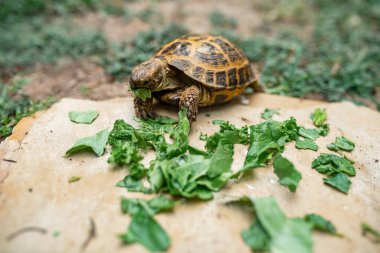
left=0, top=94, right=379, bottom=253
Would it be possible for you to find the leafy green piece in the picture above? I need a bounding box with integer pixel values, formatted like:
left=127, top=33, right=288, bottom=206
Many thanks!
left=327, top=136, right=355, bottom=152
left=311, top=153, right=356, bottom=176
left=68, top=176, right=81, bottom=183
left=121, top=196, right=174, bottom=215
left=304, top=214, right=337, bottom=235
left=120, top=196, right=174, bottom=251
left=253, top=197, right=313, bottom=253
left=310, top=108, right=327, bottom=127
left=238, top=196, right=338, bottom=253
left=361, top=222, right=380, bottom=243
left=323, top=172, right=351, bottom=194
left=166, top=108, right=190, bottom=158
left=242, top=219, right=270, bottom=252
left=120, top=211, right=170, bottom=252
left=298, top=127, right=320, bottom=141
left=200, top=120, right=249, bottom=153
left=206, top=131, right=236, bottom=178
left=68, top=110, right=99, bottom=124
left=116, top=175, right=152, bottom=194
left=316, top=124, right=330, bottom=137
left=236, top=118, right=299, bottom=176
left=65, top=129, right=109, bottom=157
left=296, top=138, right=318, bottom=151
left=261, top=108, right=280, bottom=120
left=132, top=88, right=152, bottom=101
left=273, top=154, right=302, bottom=192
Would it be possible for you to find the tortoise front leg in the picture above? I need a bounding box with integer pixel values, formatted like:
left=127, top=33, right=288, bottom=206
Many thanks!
left=179, top=85, right=200, bottom=125
left=134, top=96, right=156, bottom=119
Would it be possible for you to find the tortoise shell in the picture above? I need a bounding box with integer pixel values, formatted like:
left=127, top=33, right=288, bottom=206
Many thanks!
left=154, top=34, right=255, bottom=90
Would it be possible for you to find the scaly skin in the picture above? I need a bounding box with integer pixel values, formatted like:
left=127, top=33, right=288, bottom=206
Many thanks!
left=134, top=96, right=157, bottom=119
left=179, top=85, right=200, bottom=125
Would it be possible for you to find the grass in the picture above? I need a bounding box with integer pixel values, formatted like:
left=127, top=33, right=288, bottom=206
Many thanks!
left=0, top=79, right=54, bottom=139
left=102, top=23, right=189, bottom=80
left=210, top=0, right=380, bottom=106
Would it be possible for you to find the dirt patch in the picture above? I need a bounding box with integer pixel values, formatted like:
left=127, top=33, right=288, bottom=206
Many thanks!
left=23, top=59, right=131, bottom=101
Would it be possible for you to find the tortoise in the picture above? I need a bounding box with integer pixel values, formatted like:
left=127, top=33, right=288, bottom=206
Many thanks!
left=129, top=34, right=258, bottom=124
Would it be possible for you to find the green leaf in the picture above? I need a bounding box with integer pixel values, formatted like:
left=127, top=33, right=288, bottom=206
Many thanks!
left=237, top=118, right=299, bottom=176
left=121, top=196, right=174, bottom=215
left=132, top=88, right=152, bottom=101
left=327, top=136, right=355, bottom=152
left=120, top=211, right=170, bottom=252
left=312, top=153, right=356, bottom=176
left=68, top=110, right=99, bottom=124
left=207, top=132, right=235, bottom=178
left=310, top=108, right=327, bottom=127
left=271, top=218, right=313, bottom=253
left=253, top=197, right=313, bottom=253
left=242, top=219, right=270, bottom=252
left=166, top=108, right=190, bottom=158
left=316, top=124, right=330, bottom=137
left=298, top=127, right=320, bottom=140
left=273, top=154, right=302, bottom=192
left=65, top=129, right=109, bottom=156
left=361, top=222, right=380, bottom=243
left=323, top=172, right=351, bottom=194
left=261, top=108, right=280, bottom=120
left=116, top=175, right=152, bottom=193
left=295, top=138, right=318, bottom=151
left=304, top=214, right=337, bottom=235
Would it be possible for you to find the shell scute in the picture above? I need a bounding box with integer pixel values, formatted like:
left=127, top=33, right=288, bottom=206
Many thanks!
left=155, top=34, right=254, bottom=89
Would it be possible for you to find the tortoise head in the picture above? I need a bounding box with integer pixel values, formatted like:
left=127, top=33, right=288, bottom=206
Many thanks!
left=130, top=58, right=165, bottom=91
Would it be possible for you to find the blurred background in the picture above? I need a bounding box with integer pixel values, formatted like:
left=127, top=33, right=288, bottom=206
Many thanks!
left=1, top=0, right=379, bottom=138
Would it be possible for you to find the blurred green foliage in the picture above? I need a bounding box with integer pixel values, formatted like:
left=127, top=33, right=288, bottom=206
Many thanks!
left=211, top=0, right=380, bottom=105
left=0, top=19, right=108, bottom=77
left=102, top=23, right=188, bottom=80
left=0, top=79, right=54, bottom=138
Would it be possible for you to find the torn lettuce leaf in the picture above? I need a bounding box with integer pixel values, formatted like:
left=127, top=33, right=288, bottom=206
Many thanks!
left=121, top=195, right=174, bottom=215
left=237, top=196, right=338, bottom=253
left=273, top=154, right=302, bottom=192
left=241, top=219, right=270, bottom=252
left=295, top=138, right=318, bottom=151
left=304, top=214, right=337, bottom=235
left=68, top=110, right=99, bottom=124
left=166, top=108, right=190, bottom=158
left=120, top=211, right=170, bottom=252
left=312, top=153, right=356, bottom=176
left=310, top=108, right=327, bottom=127
left=120, top=196, right=174, bottom=251
left=253, top=197, right=313, bottom=253
left=261, top=108, right=280, bottom=120
left=323, top=172, right=351, bottom=194
left=65, top=129, right=109, bottom=157
left=236, top=118, right=299, bottom=176
left=132, top=88, right=152, bottom=101
left=327, top=136, right=355, bottom=152
left=116, top=175, right=152, bottom=194
left=200, top=120, right=249, bottom=153
left=298, top=127, right=320, bottom=141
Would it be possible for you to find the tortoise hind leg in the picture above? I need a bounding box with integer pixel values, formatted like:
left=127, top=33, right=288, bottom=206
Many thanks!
left=179, top=85, right=200, bottom=125
left=134, top=96, right=156, bottom=119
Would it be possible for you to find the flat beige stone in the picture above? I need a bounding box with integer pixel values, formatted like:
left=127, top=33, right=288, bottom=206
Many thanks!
left=0, top=94, right=379, bottom=253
